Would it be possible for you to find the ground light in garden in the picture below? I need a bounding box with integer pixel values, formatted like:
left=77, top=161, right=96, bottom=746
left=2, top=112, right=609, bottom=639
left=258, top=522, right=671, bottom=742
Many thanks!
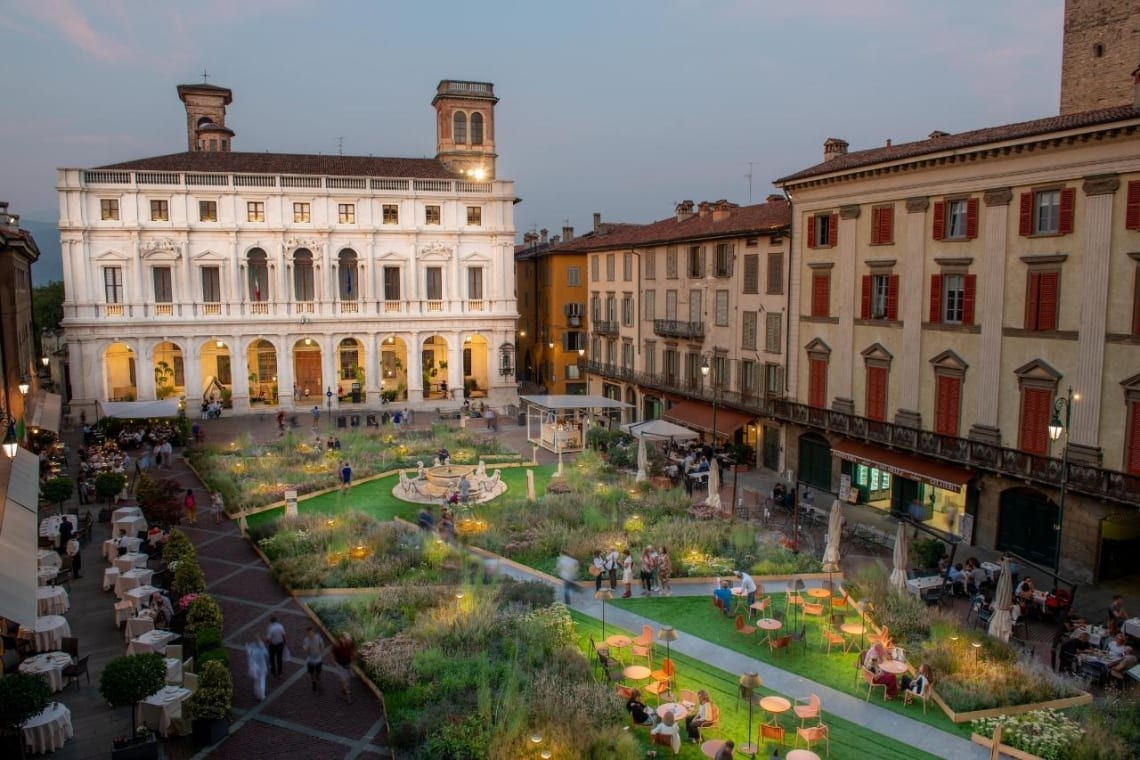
left=972, top=641, right=982, bottom=667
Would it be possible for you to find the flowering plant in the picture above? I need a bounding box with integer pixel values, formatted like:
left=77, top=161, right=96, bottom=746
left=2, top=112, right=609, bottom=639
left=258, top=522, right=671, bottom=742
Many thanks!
left=972, top=709, right=1081, bottom=760
left=178, top=593, right=200, bottom=611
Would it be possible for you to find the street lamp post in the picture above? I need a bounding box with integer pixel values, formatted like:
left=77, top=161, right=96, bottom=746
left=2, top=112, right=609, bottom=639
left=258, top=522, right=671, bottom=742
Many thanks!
left=594, top=588, right=613, bottom=639
left=739, top=671, right=763, bottom=757
left=326, top=387, right=334, bottom=431
left=1047, top=386, right=1076, bottom=582
left=700, top=355, right=718, bottom=449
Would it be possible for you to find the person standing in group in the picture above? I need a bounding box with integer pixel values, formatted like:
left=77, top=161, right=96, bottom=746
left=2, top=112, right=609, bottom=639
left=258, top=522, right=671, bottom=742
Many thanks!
left=161, top=439, right=173, bottom=469
left=302, top=626, right=325, bottom=691
left=210, top=490, right=225, bottom=526
left=605, top=547, right=620, bottom=591
left=621, top=548, right=634, bottom=598
left=246, top=637, right=269, bottom=701
left=332, top=632, right=356, bottom=703
left=266, top=616, right=287, bottom=677
left=591, top=550, right=606, bottom=592
left=65, top=533, right=82, bottom=580
left=639, top=546, right=656, bottom=596
left=184, top=488, right=197, bottom=524
left=733, top=570, right=758, bottom=607
left=340, top=460, right=352, bottom=491
left=657, top=546, right=673, bottom=596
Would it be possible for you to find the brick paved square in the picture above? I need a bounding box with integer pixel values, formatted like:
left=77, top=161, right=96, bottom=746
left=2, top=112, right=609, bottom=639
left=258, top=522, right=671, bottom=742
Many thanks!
left=206, top=717, right=350, bottom=758
left=262, top=670, right=385, bottom=740
left=211, top=566, right=288, bottom=605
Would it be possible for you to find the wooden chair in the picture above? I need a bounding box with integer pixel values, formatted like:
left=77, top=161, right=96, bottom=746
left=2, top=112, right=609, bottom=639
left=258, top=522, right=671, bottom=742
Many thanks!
left=903, top=681, right=932, bottom=713
left=650, top=658, right=675, bottom=684
left=802, top=602, right=824, bottom=618
left=712, top=596, right=726, bottom=615
left=680, top=689, right=699, bottom=711
left=697, top=703, right=721, bottom=741
left=631, top=625, right=653, bottom=667
left=760, top=722, right=786, bottom=747
left=650, top=732, right=676, bottom=753
left=790, top=625, right=808, bottom=651
left=615, top=684, right=635, bottom=700
left=769, top=635, right=792, bottom=657
left=830, top=595, right=849, bottom=614
left=860, top=668, right=887, bottom=701
left=735, top=615, right=757, bottom=637
left=793, top=694, right=821, bottom=726
left=796, top=723, right=830, bottom=757
left=820, top=626, right=849, bottom=654
left=62, top=656, right=90, bottom=689
left=644, top=677, right=672, bottom=705
left=749, top=597, right=771, bottom=619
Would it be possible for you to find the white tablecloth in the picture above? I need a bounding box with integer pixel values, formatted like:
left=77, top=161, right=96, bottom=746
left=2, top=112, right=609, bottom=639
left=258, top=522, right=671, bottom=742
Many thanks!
left=125, top=615, right=155, bottom=641
left=124, top=584, right=162, bottom=611
left=19, top=651, right=73, bottom=693
left=36, top=586, right=70, bottom=616
left=114, top=552, right=149, bottom=573
left=115, top=568, right=154, bottom=598
left=21, top=702, right=72, bottom=754
left=103, top=536, right=142, bottom=563
left=38, top=515, right=79, bottom=546
left=38, top=567, right=60, bottom=587
left=1123, top=618, right=1140, bottom=640
left=981, top=561, right=1001, bottom=580
left=112, top=506, right=143, bottom=523
left=138, top=686, right=190, bottom=737
left=18, top=615, right=71, bottom=653
left=128, top=629, right=178, bottom=655
left=114, top=515, right=149, bottom=537
left=103, top=566, right=120, bottom=591
left=164, top=656, right=183, bottom=684
left=37, top=549, right=62, bottom=568
left=906, top=576, right=945, bottom=597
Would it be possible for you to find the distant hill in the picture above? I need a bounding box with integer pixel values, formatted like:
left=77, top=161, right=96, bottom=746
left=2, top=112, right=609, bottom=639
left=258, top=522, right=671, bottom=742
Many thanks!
left=23, top=219, right=61, bottom=285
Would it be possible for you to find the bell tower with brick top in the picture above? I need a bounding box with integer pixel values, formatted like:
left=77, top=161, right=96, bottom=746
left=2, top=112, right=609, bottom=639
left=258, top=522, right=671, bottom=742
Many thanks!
left=177, top=82, right=235, bottom=152
left=433, top=80, right=498, bottom=180
left=1059, top=0, right=1140, bottom=114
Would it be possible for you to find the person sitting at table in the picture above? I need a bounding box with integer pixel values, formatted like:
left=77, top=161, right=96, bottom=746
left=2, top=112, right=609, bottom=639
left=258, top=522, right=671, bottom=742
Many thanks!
left=650, top=709, right=681, bottom=753
left=1059, top=631, right=1092, bottom=674
left=695, top=456, right=709, bottom=473
left=1016, top=577, right=1036, bottom=604
left=1107, top=595, right=1128, bottom=635
left=862, top=644, right=899, bottom=699
left=732, top=570, right=757, bottom=607
left=625, top=688, right=657, bottom=726
left=712, top=580, right=733, bottom=616
left=713, top=739, right=735, bottom=760
left=1106, top=632, right=1138, bottom=675
left=150, top=591, right=174, bottom=629
left=901, top=663, right=932, bottom=697
left=681, top=451, right=696, bottom=473
left=685, top=690, right=714, bottom=742
left=115, top=529, right=132, bottom=555
left=947, top=563, right=966, bottom=597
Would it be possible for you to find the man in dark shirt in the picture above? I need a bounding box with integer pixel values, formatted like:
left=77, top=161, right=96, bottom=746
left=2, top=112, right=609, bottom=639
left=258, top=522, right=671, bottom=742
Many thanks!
left=1059, top=632, right=1092, bottom=674
left=626, top=688, right=656, bottom=726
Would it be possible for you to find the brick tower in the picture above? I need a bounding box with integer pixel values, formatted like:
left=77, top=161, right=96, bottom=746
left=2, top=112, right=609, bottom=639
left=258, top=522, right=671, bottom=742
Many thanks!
left=433, top=80, right=498, bottom=180
left=177, top=83, right=236, bottom=152
left=1059, top=0, right=1140, bottom=114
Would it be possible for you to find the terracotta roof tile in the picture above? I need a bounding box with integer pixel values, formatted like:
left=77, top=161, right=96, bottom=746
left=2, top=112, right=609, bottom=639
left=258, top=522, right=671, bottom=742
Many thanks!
left=94, top=151, right=459, bottom=179
left=777, top=105, right=1140, bottom=184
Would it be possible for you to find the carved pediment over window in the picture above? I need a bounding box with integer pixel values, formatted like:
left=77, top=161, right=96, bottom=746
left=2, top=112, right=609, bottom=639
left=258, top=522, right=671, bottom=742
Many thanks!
left=860, top=342, right=893, bottom=366
left=1120, top=372, right=1140, bottom=402
left=378, top=250, right=405, bottom=261
left=929, top=349, right=968, bottom=372
left=192, top=249, right=226, bottom=262
left=461, top=250, right=491, bottom=263
left=420, top=241, right=453, bottom=259
left=1013, top=358, right=1061, bottom=383
left=140, top=239, right=181, bottom=260
left=94, top=249, right=130, bottom=262
left=805, top=337, right=831, bottom=360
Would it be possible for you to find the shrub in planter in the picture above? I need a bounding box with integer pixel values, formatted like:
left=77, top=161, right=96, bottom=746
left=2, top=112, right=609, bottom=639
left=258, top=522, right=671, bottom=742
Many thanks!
left=40, top=476, right=74, bottom=512
left=186, top=660, right=232, bottom=745
left=162, top=529, right=196, bottom=564
left=135, top=474, right=185, bottom=527
left=171, top=559, right=207, bottom=598
left=95, top=471, right=128, bottom=505
left=99, top=654, right=166, bottom=739
left=911, top=537, right=947, bottom=572
left=0, top=671, right=52, bottom=752
left=185, top=594, right=224, bottom=635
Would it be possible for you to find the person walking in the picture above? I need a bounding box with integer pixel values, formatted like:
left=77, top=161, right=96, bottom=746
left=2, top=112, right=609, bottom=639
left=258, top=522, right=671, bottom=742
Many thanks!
left=621, top=548, right=633, bottom=598
left=302, top=626, right=325, bottom=691
left=339, top=460, right=352, bottom=491
left=266, top=616, right=287, bottom=677
left=210, top=490, right=225, bottom=526
left=246, top=637, right=269, bottom=701
left=332, top=632, right=356, bottom=703
left=183, top=488, right=197, bottom=524
left=556, top=552, right=579, bottom=605
left=65, top=533, right=82, bottom=580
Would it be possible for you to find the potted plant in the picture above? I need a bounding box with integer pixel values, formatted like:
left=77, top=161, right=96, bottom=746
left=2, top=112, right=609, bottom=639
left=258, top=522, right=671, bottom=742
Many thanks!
left=171, top=559, right=207, bottom=599
left=41, top=476, right=75, bottom=514
left=95, top=471, right=128, bottom=507
left=0, top=672, right=52, bottom=759
left=185, top=593, right=224, bottom=636
left=99, top=654, right=166, bottom=760
left=162, top=529, right=196, bottom=564
left=186, top=660, right=232, bottom=746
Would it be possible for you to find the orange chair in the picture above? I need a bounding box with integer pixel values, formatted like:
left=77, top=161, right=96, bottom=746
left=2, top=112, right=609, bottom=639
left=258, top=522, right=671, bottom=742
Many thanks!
left=831, top=595, right=849, bottom=613
left=680, top=689, right=699, bottom=711
left=615, top=685, right=635, bottom=700
left=803, top=602, right=824, bottom=618
left=632, top=624, right=654, bottom=667
left=697, top=703, right=721, bottom=741
left=904, top=680, right=932, bottom=714
left=820, top=626, right=851, bottom=655
left=860, top=668, right=888, bottom=701
left=749, top=597, right=771, bottom=619
left=769, top=635, right=792, bottom=657
left=760, top=722, right=786, bottom=746
left=644, top=677, right=672, bottom=705
left=796, top=723, right=830, bottom=757
left=713, top=596, right=726, bottom=615
left=793, top=694, right=821, bottom=727
left=650, top=658, right=675, bottom=684
left=735, top=615, right=757, bottom=637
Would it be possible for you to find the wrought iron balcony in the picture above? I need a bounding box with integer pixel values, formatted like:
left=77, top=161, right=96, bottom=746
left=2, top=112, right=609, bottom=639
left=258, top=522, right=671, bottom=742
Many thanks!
left=653, top=319, right=705, bottom=339
left=585, top=359, right=1140, bottom=507
left=593, top=320, right=620, bottom=336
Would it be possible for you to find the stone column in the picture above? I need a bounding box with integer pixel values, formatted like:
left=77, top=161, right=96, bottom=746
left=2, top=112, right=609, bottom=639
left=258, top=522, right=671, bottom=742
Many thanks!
left=230, top=338, right=250, bottom=412
left=407, top=332, right=425, bottom=403
left=136, top=341, right=157, bottom=401
left=276, top=338, right=296, bottom=411
left=363, top=337, right=379, bottom=405
left=896, top=197, right=929, bottom=426
left=968, top=188, right=1012, bottom=444
left=832, top=205, right=860, bottom=411
left=1069, top=175, right=1119, bottom=459
left=183, top=340, right=203, bottom=407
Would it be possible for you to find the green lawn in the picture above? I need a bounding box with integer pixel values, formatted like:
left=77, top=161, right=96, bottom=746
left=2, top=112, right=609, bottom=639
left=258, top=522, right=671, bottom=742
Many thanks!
left=571, top=612, right=945, bottom=760
left=245, top=464, right=555, bottom=528
left=609, top=594, right=974, bottom=740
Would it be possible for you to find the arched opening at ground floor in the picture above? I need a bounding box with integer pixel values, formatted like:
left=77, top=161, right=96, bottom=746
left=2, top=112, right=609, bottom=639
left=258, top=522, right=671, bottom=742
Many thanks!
left=199, top=339, right=232, bottom=407
left=462, top=333, right=489, bottom=398
left=421, top=335, right=450, bottom=399
left=997, top=486, right=1058, bottom=567
left=247, top=339, right=278, bottom=405
left=104, top=342, right=137, bottom=401
left=152, top=341, right=185, bottom=401
left=336, top=337, right=364, bottom=403
left=379, top=335, right=408, bottom=402
left=292, top=338, right=323, bottom=400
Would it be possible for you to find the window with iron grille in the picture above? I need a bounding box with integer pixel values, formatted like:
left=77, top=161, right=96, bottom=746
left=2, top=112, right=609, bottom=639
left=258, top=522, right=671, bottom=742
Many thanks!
left=742, top=311, right=757, bottom=350
left=765, top=312, right=782, bottom=354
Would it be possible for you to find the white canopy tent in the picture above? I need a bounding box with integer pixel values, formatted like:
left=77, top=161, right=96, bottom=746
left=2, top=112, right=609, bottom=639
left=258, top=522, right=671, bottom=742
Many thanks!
left=620, top=419, right=701, bottom=442
left=0, top=449, right=40, bottom=626
left=99, top=400, right=181, bottom=419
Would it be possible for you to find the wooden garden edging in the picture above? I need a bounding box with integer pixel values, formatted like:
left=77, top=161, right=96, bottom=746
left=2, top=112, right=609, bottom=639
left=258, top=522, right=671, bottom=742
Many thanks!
left=971, top=726, right=1044, bottom=760
left=933, top=688, right=1091, bottom=723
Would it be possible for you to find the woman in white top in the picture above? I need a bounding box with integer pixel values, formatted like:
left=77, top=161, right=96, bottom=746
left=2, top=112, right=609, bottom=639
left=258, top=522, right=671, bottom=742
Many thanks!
left=650, top=709, right=682, bottom=754
left=621, top=549, right=633, bottom=598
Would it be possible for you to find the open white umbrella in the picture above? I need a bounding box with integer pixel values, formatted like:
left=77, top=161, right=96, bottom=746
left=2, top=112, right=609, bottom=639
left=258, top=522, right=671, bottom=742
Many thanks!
left=635, top=436, right=648, bottom=482
left=704, top=458, right=722, bottom=511
left=988, top=558, right=1014, bottom=642
left=889, top=520, right=909, bottom=592
left=821, top=500, right=843, bottom=574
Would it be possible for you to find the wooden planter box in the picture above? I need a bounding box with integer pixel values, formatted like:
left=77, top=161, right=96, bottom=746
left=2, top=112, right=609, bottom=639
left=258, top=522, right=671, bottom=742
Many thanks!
left=111, top=735, right=158, bottom=760
left=930, top=685, right=1091, bottom=723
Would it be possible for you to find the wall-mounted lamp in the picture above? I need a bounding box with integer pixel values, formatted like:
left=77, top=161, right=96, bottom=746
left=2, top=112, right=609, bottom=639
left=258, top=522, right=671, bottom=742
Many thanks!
left=304, top=338, right=313, bottom=346
left=2, top=420, right=17, bottom=459
left=41, top=355, right=50, bottom=369
left=215, top=340, right=224, bottom=349
left=18, top=378, right=30, bottom=396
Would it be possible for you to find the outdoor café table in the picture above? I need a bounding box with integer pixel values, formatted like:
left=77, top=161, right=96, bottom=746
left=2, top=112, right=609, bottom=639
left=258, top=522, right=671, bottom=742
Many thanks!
left=103, top=536, right=141, bottom=563
left=38, top=566, right=60, bottom=587
left=981, top=561, right=1002, bottom=580
left=701, top=739, right=726, bottom=758
left=36, top=585, right=69, bottom=616
left=756, top=617, right=782, bottom=644
left=164, top=656, right=183, bottom=685
left=19, top=651, right=73, bottom=692
left=125, top=615, right=155, bottom=642
left=806, top=586, right=831, bottom=599
left=124, top=584, right=162, bottom=612
left=840, top=622, right=865, bottom=637
left=786, top=751, right=821, bottom=760
left=138, top=685, right=191, bottom=737
left=657, top=702, right=689, bottom=722
left=112, top=506, right=143, bottom=523
left=730, top=587, right=749, bottom=614
left=623, top=665, right=651, bottom=681
left=905, top=576, right=944, bottom=597
left=115, top=552, right=149, bottom=573
left=115, top=568, right=154, bottom=598
left=759, top=695, right=791, bottom=724
left=21, top=701, right=72, bottom=754
left=879, top=659, right=908, bottom=675
left=114, top=513, right=149, bottom=538
left=606, top=635, right=632, bottom=661
left=1123, top=618, right=1140, bottom=640
left=38, top=515, right=78, bottom=548
left=18, top=615, right=71, bottom=653
left=37, top=549, right=61, bottom=568
left=128, top=628, right=178, bottom=656
left=102, top=566, right=120, bottom=591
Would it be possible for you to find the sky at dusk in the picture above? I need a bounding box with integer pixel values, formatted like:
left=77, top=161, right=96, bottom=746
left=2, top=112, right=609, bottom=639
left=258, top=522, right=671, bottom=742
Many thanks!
left=3, top=0, right=1065, bottom=281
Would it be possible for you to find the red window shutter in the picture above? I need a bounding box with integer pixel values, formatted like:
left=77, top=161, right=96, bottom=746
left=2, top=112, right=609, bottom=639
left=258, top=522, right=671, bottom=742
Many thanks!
left=1058, top=187, right=1076, bottom=235
left=962, top=274, right=977, bottom=326
left=809, top=359, right=827, bottom=408
left=1018, top=192, right=1033, bottom=236
left=932, top=201, right=945, bottom=240
left=1133, top=269, right=1140, bottom=335
left=1025, top=272, right=1041, bottom=330
left=965, top=198, right=979, bottom=239
left=875, top=206, right=893, bottom=244
left=812, top=273, right=830, bottom=318
left=828, top=213, right=838, bottom=247
left=1038, top=270, right=1059, bottom=331
left=1128, top=402, right=1140, bottom=475
left=871, top=208, right=881, bottom=245
left=1127, top=181, right=1140, bottom=230
left=860, top=275, right=872, bottom=319
left=1019, top=387, right=1051, bottom=456
left=886, top=275, right=899, bottom=321
left=935, top=375, right=960, bottom=436
left=807, top=216, right=817, bottom=248
left=866, top=366, right=887, bottom=421
left=929, top=274, right=943, bottom=324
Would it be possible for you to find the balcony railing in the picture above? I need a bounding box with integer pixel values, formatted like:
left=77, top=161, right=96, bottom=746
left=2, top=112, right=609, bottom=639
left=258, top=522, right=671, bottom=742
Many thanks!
left=585, top=360, right=1140, bottom=507
left=383, top=300, right=401, bottom=313
left=81, top=170, right=500, bottom=195
left=154, top=304, right=174, bottom=317
left=594, top=320, right=620, bottom=336
left=466, top=300, right=485, bottom=312
left=654, top=319, right=705, bottom=338
left=203, top=303, right=222, bottom=316
left=340, top=302, right=359, bottom=314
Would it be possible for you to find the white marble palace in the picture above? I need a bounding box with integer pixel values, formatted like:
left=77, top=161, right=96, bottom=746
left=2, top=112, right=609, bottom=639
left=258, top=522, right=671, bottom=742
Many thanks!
left=58, top=80, right=519, bottom=417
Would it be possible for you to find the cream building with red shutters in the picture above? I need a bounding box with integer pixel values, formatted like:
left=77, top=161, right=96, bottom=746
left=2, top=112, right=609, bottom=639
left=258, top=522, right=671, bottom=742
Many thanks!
left=773, top=0, right=1140, bottom=582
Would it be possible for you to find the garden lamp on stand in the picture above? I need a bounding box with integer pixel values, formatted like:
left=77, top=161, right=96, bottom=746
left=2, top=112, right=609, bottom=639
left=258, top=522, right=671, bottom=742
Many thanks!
left=594, top=588, right=613, bottom=639
left=739, top=671, right=763, bottom=757
left=791, top=578, right=806, bottom=631
left=856, top=599, right=873, bottom=651
left=658, top=625, right=678, bottom=674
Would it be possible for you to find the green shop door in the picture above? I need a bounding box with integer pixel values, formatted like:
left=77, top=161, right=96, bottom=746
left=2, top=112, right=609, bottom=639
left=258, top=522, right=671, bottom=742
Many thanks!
left=997, top=487, right=1057, bottom=566
left=762, top=425, right=781, bottom=472
left=798, top=433, right=831, bottom=490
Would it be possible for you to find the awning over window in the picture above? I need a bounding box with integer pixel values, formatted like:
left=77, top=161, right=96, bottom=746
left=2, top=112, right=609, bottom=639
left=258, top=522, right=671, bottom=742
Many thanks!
left=663, top=401, right=753, bottom=439
left=830, top=438, right=971, bottom=493
left=26, top=391, right=62, bottom=435
left=0, top=449, right=40, bottom=626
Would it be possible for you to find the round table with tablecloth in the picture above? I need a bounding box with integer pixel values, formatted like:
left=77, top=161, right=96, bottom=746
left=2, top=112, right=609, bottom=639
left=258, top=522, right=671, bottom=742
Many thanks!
left=37, top=549, right=61, bottom=568
left=103, top=536, right=142, bottom=563
left=21, top=701, right=73, bottom=754
left=18, top=651, right=73, bottom=693
left=36, top=585, right=70, bottom=616
left=38, top=515, right=79, bottom=548
left=18, top=615, right=71, bottom=653
left=38, top=567, right=60, bottom=587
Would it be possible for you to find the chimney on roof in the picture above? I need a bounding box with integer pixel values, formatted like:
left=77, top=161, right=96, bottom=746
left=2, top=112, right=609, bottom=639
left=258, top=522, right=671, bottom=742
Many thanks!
left=698, top=201, right=711, bottom=218
left=712, top=199, right=736, bottom=222
left=551, top=235, right=560, bottom=244
left=885, top=138, right=892, bottom=148
left=676, top=200, right=695, bottom=222
left=523, top=231, right=538, bottom=246
left=562, top=225, right=573, bottom=242
left=823, top=137, right=849, bottom=161
left=929, top=130, right=950, bottom=139
left=766, top=194, right=785, bottom=203
left=540, top=228, right=548, bottom=244
left=593, top=212, right=602, bottom=233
